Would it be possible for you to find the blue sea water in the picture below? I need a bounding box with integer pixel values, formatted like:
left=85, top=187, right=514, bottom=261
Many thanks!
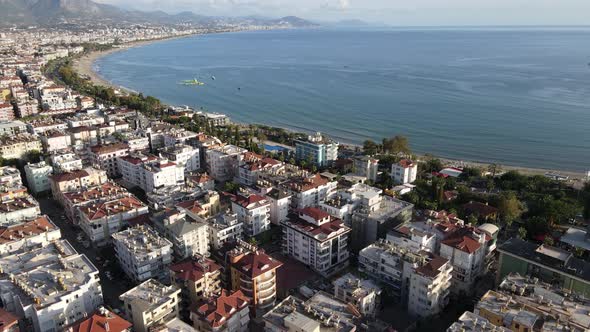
left=95, top=28, right=590, bottom=171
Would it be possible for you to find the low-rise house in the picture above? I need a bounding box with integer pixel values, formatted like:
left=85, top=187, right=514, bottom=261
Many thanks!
left=191, top=290, right=250, bottom=332
left=113, top=225, right=173, bottom=283
left=78, top=196, right=148, bottom=246
left=186, top=173, right=215, bottom=191
left=281, top=207, right=351, bottom=276
left=24, top=161, right=53, bottom=195
left=462, top=201, right=499, bottom=222
left=119, top=279, right=180, bottom=332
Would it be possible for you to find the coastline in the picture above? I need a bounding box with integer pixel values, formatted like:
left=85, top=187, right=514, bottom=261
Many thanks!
left=72, top=35, right=589, bottom=183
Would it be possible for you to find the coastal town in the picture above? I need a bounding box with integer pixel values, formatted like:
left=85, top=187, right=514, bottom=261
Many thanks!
left=0, top=25, right=590, bottom=332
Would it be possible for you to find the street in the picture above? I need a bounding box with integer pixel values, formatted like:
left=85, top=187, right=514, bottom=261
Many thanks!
left=38, top=197, right=133, bottom=311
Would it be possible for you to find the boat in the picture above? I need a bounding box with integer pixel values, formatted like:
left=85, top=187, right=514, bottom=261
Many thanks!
left=211, top=75, right=216, bottom=80
left=180, top=78, right=205, bottom=86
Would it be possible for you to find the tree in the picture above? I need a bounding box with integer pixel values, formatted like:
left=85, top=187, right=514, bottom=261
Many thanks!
left=467, top=214, right=479, bottom=225
left=497, top=192, right=523, bottom=226
left=383, top=135, right=410, bottom=155
left=363, top=140, right=379, bottom=155
left=583, top=183, right=590, bottom=220
left=544, top=236, right=554, bottom=246
left=488, top=163, right=502, bottom=177
left=518, top=227, right=527, bottom=239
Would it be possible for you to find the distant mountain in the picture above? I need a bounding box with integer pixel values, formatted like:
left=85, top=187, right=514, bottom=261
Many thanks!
left=0, top=0, right=319, bottom=27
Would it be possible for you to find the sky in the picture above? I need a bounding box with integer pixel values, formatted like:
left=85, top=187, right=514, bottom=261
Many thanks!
left=95, top=0, right=590, bottom=26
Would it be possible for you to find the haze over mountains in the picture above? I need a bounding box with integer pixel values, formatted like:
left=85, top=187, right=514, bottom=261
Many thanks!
left=0, top=0, right=318, bottom=27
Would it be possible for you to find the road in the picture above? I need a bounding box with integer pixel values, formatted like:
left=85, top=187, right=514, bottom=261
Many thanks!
left=38, top=197, right=133, bottom=311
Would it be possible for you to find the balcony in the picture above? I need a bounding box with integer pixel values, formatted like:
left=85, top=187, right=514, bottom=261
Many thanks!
left=258, top=285, right=276, bottom=299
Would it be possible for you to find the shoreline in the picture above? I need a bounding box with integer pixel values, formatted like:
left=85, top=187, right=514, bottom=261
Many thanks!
left=72, top=34, right=589, bottom=182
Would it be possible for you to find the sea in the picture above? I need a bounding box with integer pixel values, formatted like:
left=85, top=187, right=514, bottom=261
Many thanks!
left=94, top=27, right=590, bottom=172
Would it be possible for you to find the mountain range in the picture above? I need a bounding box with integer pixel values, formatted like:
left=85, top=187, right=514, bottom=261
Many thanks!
left=0, top=0, right=318, bottom=27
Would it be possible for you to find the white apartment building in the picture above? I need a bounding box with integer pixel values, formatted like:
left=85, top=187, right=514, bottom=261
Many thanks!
left=119, top=279, right=181, bottom=332
left=391, top=159, right=418, bottom=184
left=282, top=207, right=351, bottom=276
left=0, top=240, right=103, bottom=332
left=206, top=144, right=247, bottom=182
left=408, top=255, right=453, bottom=318
left=203, top=212, right=243, bottom=250
left=152, top=210, right=209, bottom=260
left=0, top=195, right=41, bottom=226
left=24, top=161, right=53, bottom=195
left=26, top=118, right=67, bottom=134
left=160, top=144, right=200, bottom=172
left=237, top=153, right=283, bottom=186
left=353, top=155, right=379, bottom=181
left=78, top=196, right=148, bottom=246
left=333, top=273, right=382, bottom=317
left=0, top=215, right=61, bottom=256
left=285, top=173, right=337, bottom=210
left=191, top=290, right=250, bottom=332
left=294, top=132, right=339, bottom=167
left=88, top=143, right=129, bottom=177
left=0, top=166, right=22, bottom=189
left=113, top=225, right=173, bottom=283
left=230, top=191, right=271, bottom=237
left=40, top=130, right=72, bottom=153
left=49, top=152, right=83, bottom=173
left=320, top=182, right=383, bottom=223
left=358, top=239, right=452, bottom=313
left=262, top=187, right=291, bottom=226
left=163, top=128, right=198, bottom=147
left=118, top=154, right=184, bottom=193
left=122, top=131, right=150, bottom=152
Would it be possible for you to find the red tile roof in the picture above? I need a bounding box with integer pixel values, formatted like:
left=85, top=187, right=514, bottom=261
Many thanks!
left=69, top=308, right=132, bottom=332
left=398, top=159, right=415, bottom=168
left=176, top=200, right=204, bottom=214
left=230, top=193, right=268, bottom=209
left=287, top=174, right=329, bottom=192
left=49, top=169, right=89, bottom=183
left=0, top=215, right=55, bottom=244
left=170, top=257, right=221, bottom=282
left=299, top=207, right=330, bottom=221
left=0, top=308, right=19, bottom=332
left=232, top=250, right=283, bottom=279
left=89, top=143, right=129, bottom=155
left=195, top=290, right=250, bottom=328
left=79, top=196, right=145, bottom=220
left=287, top=213, right=349, bottom=240
left=415, top=255, right=449, bottom=278
left=441, top=226, right=489, bottom=254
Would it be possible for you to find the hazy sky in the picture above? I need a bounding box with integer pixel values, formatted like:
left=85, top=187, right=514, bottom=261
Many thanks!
left=95, top=0, right=590, bottom=26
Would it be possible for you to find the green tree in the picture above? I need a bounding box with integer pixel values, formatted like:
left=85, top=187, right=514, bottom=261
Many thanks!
left=544, top=236, right=554, bottom=246
left=362, top=140, right=379, bottom=155
left=383, top=135, right=411, bottom=155
left=518, top=227, right=527, bottom=239
left=497, top=192, right=523, bottom=226
left=488, top=163, right=502, bottom=177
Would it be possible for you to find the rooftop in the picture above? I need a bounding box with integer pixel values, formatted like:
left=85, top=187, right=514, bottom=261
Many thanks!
left=170, top=256, right=221, bottom=282
left=194, top=290, right=250, bottom=328
left=0, top=215, right=58, bottom=245
left=67, top=306, right=132, bottom=332
left=119, top=279, right=180, bottom=313
left=78, top=196, right=145, bottom=220
left=112, top=225, right=172, bottom=255
left=231, top=248, right=283, bottom=279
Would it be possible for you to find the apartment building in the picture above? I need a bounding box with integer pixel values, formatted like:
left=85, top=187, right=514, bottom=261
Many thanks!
left=358, top=240, right=452, bottom=316
left=151, top=210, right=209, bottom=260
left=0, top=195, right=41, bottom=226
left=174, top=192, right=220, bottom=220
left=205, top=144, right=247, bottom=182
left=119, top=279, right=181, bottom=332
left=191, top=290, right=250, bottom=332
left=65, top=307, right=132, bottom=332
left=160, top=144, right=200, bottom=172
left=0, top=215, right=61, bottom=256
left=0, top=240, right=103, bottom=332
left=294, top=132, right=338, bottom=167
left=285, top=173, right=337, bottom=210
left=50, top=167, right=109, bottom=203
left=40, top=130, right=72, bottom=152
left=352, top=155, right=379, bottom=181
left=62, top=182, right=130, bottom=223
left=227, top=242, right=283, bottom=313
left=281, top=207, right=351, bottom=276
left=78, top=196, right=148, bottom=246
left=0, top=166, right=22, bottom=189
left=118, top=154, right=184, bottom=193
left=24, top=161, right=53, bottom=195
left=112, top=225, right=173, bottom=283
left=391, top=159, right=418, bottom=184
left=0, top=120, right=26, bottom=136
left=237, top=153, right=283, bottom=186
left=169, top=256, right=221, bottom=319
left=0, top=133, right=42, bottom=159
left=203, top=211, right=243, bottom=250
left=26, top=118, right=67, bottom=134
left=49, top=152, right=83, bottom=173
left=88, top=143, right=129, bottom=177
left=333, top=273, right=382, bottom=317
left=230, top=191, right=271, bottom=237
